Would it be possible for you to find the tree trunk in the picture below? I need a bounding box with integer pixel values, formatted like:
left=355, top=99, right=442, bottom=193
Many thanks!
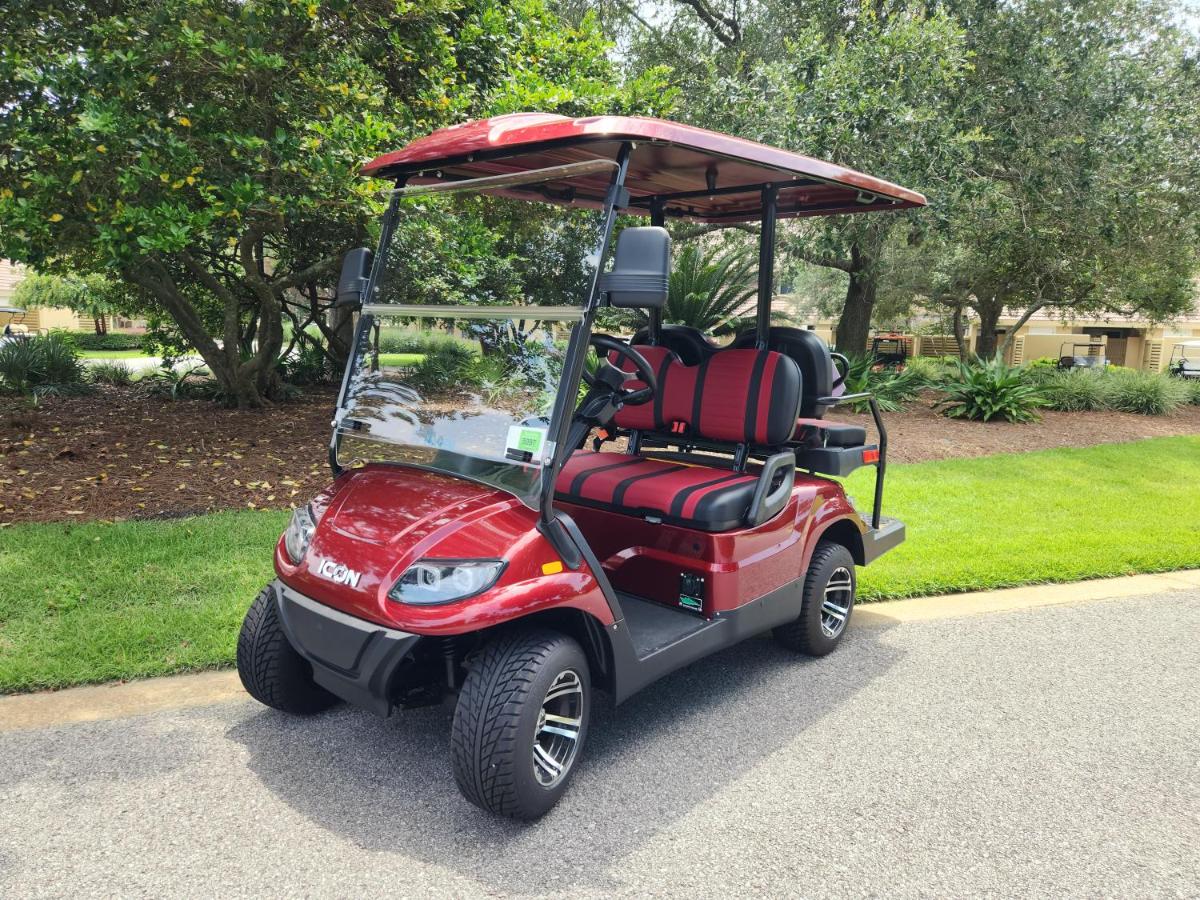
left=837, top=267, right=876, bottom=354
left=974, top=302, right=1001, bottom=359
left=326, top=303, right=353, bottom=369
left=951, top=306, right=967, bottom=360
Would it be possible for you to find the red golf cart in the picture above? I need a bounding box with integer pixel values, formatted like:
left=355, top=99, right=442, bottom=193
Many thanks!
left=236, top=114, right=924, bottom=818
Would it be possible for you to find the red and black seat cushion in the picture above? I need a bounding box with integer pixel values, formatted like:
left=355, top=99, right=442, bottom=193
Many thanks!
left=555, top=451, right=759, bottom=532
left=609, top=346, right=802, bottom=446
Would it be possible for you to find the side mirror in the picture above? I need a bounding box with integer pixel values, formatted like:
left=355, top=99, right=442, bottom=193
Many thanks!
left=600, top=226, right=670, bottom=309
left=336, top=247, right=373, bottom=308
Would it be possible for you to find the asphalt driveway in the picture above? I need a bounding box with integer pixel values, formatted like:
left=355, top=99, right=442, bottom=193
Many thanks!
left=1, top=590, right=1197, bottom=897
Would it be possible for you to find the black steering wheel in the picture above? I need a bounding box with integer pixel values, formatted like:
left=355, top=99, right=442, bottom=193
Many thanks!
left=582, top=334, right=658, bottom=407
left=831, top=351, right=850, bottom=392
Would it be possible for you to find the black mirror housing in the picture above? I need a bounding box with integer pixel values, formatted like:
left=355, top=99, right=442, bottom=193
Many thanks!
left=600, top=227, right=670, bottom=309
left=336, top=247, right=373, bottom=308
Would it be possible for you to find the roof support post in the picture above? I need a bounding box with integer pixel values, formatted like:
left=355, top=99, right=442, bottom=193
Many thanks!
left=648, top=198, right=666, bottom=346
left=756, top=184, right=778, bottom=350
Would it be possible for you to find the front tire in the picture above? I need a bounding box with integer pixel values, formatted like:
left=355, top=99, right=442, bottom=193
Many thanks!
left=773, top=540, right=856, bottom=656
left=451, top=629, right=590, bottom=820
left=236, top=585, right=338, bottom=714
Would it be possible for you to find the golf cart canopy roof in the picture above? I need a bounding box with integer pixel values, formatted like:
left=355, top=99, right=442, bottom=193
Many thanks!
left=362, top=114, right=926, bottom=223
left=0, top=307, right=23, bottom=315
left=1174, top=340, right=1200, bottom=348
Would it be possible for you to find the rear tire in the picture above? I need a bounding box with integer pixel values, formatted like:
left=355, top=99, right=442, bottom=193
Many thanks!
left=451, top=629, right=590, bottom=820
left=774, top=540, right=856, bottom=656
left=236, top=585, right=338, bottom=714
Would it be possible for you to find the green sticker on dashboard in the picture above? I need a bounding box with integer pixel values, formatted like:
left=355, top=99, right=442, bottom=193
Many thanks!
left=516, top=428, right=544, bottom=453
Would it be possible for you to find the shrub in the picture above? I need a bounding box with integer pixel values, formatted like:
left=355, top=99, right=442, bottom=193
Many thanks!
left=936, top=357, right=1046, bottom=423
left=841, top=352, right=926, bottom=411
left=1104, top=369, right=1189, bottom=416
left=1184, top=378, right=1200, bottom=405
left=900, top=355, right=948, bottom=384
left=53, top=331, right=145, bottom=351
left=378, top=329, right=472, bottom=356
left=1024, top=356, right=1060, bottom=375
left=408, top=343, right=479, bottom=393
left=281, top=340, right=335, bottom=385
left=0, top=334, right=88, bottom=395
left=89, top=362, right=134, bottom=386
left=1040, top=368, right=1109, bottom=412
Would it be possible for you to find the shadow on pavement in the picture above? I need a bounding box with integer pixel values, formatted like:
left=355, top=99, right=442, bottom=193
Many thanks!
left=227, top=621, right=903, bottom=893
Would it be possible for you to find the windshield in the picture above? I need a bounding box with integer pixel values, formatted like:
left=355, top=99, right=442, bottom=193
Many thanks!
left=334, top=171, right=612, bottom=507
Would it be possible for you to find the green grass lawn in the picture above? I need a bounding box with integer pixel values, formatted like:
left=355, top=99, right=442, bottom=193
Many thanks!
left=78, top=349, right=153, bottom=359
left=2, top=435, right=1198, bottom=693
left=377, top=352, right=425, bottom=367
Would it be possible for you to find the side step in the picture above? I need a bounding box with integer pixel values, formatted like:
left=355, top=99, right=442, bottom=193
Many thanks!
left=617, top=593, right=715, bottom=659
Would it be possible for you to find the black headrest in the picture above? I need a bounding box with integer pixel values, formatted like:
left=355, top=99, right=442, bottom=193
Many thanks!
left=600, top=227, right=671, bottom=309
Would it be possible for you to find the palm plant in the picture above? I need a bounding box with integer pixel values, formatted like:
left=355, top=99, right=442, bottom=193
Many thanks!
left=655, top=243, right=758, bottom=334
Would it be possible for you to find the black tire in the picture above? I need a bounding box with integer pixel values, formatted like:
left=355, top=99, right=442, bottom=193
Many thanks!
left=236, top=584, right=338, bottom=714
left=451, top=629, right=590, bottom=820
left=773, top=540, right=856, bottom=656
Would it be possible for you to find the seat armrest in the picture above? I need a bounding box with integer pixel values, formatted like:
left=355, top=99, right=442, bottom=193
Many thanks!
left=746, top=451, right=795, bottom=527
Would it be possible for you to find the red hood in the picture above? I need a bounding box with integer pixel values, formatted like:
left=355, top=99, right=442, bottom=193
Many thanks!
left=277, top=464, right=530, bottom=624
left=323, top=466, right=502, bottom=545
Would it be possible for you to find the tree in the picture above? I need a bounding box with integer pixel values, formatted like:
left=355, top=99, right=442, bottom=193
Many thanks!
left=615, top=0, right=974, bottom=352
left=0, top=0, right=671, bottom=407
left=931, top=0, right=1200, bottom=357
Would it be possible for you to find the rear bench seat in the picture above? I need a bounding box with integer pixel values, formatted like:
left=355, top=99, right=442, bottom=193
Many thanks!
left=555, top=348, right=801, bottom=531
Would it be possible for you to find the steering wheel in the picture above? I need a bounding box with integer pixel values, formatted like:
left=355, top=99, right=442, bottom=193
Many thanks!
left=831, top=351, right=850, bottom=392
left=582, top=335, right=657, bottom=407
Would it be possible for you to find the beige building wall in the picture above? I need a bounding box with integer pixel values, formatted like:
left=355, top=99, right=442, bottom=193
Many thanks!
left=0, top=260, right=25, bottom=305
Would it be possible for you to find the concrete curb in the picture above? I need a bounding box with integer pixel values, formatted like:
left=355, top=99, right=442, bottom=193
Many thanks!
left=3, top=568, right=1198, bottom=734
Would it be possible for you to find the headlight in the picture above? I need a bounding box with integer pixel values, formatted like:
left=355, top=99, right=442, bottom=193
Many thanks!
left=283, top=504, right=317, bottom=565
left=388, top=559, right=506, bottom=606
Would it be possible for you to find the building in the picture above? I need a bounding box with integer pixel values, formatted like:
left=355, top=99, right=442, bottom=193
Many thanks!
left=0, top=260, right=146, bottom=334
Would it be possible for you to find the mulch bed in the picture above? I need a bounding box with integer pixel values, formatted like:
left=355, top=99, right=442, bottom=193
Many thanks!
left=1, top=386, right=336, bottom=526
left=3, top=386, right=1199, bottom=525
left=828, top=391, right=1200, bottom=464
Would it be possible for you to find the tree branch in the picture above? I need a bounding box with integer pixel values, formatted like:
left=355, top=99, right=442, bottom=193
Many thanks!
left=673, top=0, right=740, bottom=46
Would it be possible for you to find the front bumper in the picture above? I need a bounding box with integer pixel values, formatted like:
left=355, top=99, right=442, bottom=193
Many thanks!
left=272, top=580, right=421, bottom=716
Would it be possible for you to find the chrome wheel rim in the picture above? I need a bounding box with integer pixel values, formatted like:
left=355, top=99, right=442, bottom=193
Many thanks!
left=821, top=567, right=853, bottom=638
left=533, top=669, right=584, bottom=787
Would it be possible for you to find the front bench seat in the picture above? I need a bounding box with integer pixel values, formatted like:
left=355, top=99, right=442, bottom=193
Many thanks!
left=556, top=451, right=759, bottom=531
left=555, top=346, right=802, bottom=531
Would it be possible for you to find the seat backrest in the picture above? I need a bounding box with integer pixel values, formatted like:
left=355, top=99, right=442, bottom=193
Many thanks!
left=611, top=346, right=801, bottom=446
left=629, top=324, right=720, bottom=366
left=730, top=327, right=833, bottom=419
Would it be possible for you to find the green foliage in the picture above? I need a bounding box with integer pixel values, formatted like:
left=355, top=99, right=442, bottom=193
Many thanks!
left=936, top=358, right=1046, bottom=423
left=88, top=362, right=134, bottom=387
left=655, top=243, right=757, bottom=334
left=54, top=331, right=146, bottom=352
left=0, top=334, right=88, bottom=396
left=1040, top=369, right=1110, bottom=412
left=1185, top=378, right=1200, bottom=406
left=0, top=0, right=671, bottom=408
left=1103, top=369, right=1190, bottom=416
left=141, top=364, right=222, bottom=402
left=378, top=329, right=474, bottom=356
left=408, top=343, right=480, bottom=393
left=280, top=341, right=336, bottom=386
left=840, top=353, right=926, bottom=412
left=900, top=355, right=951, bottom=384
